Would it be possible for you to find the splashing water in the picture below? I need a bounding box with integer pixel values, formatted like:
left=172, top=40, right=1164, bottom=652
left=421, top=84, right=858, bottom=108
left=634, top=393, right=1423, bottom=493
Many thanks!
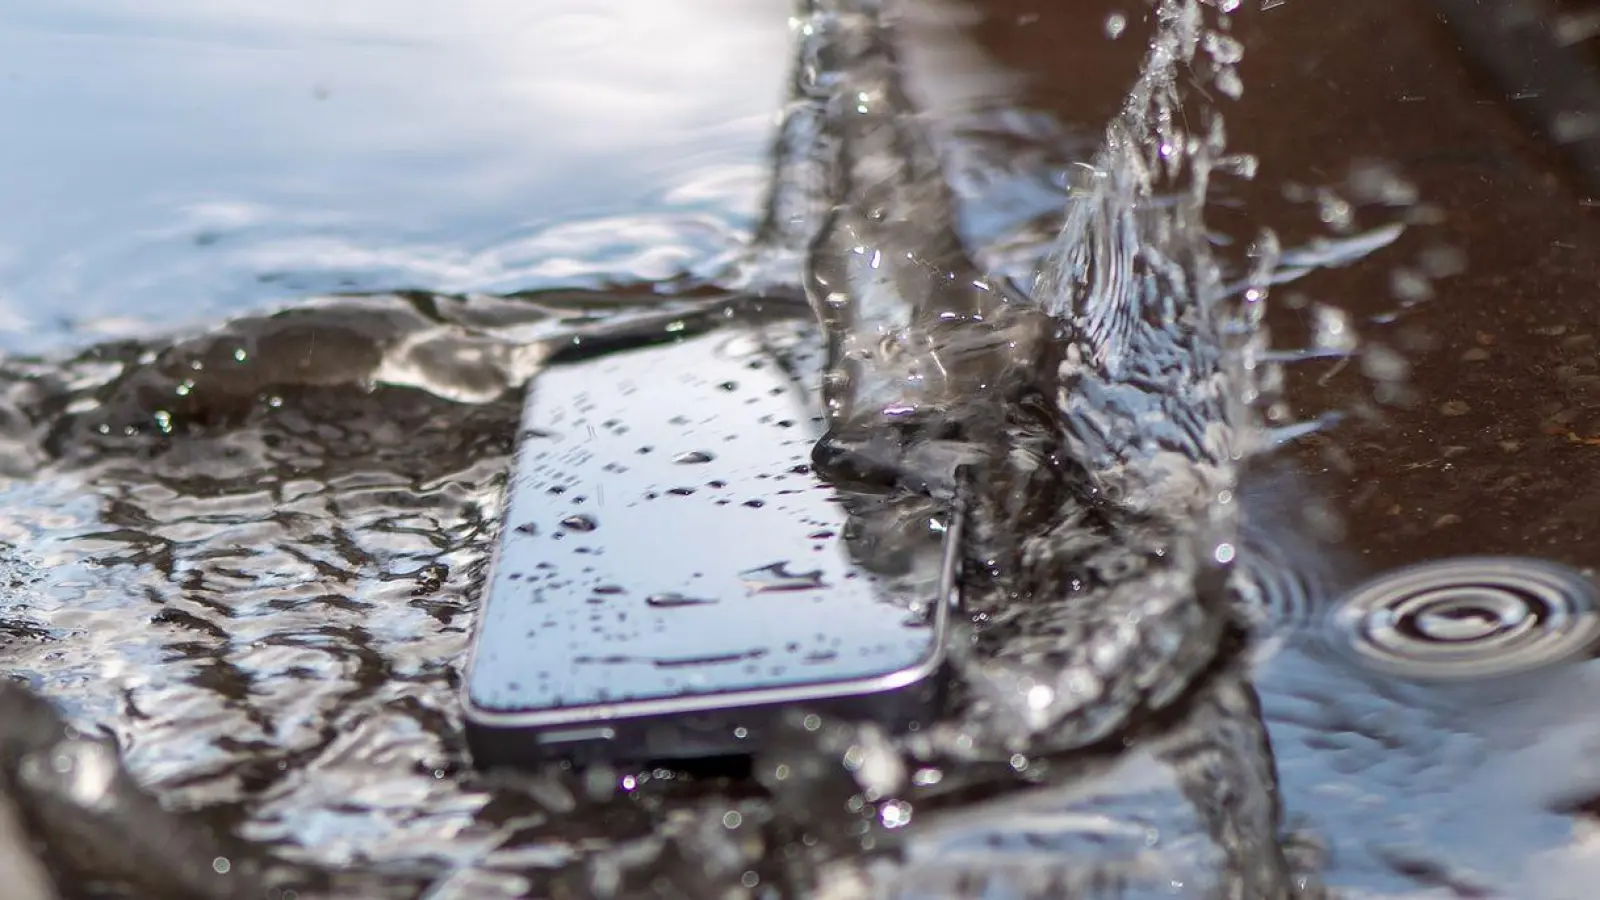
left=0, top=0, right=1448, bottom=897
left=785, top=0, right=1284, bottom=759
left=739, top=3, right=1328, bottom=894
left=947, top=0, right=1280, bottom=753
left=1032, top=4, right=1264, bottom=523
left=794, top=0, right=1045, bottom=456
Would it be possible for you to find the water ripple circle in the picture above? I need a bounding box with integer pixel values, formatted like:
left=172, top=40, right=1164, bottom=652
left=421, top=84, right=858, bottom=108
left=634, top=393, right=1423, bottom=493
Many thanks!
left=1332, top=556, right=1600, bottom=679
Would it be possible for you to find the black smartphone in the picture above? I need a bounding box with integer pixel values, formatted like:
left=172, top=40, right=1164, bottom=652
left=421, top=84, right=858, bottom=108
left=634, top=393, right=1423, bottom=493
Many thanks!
left=460, top=314, right=960, bottom=768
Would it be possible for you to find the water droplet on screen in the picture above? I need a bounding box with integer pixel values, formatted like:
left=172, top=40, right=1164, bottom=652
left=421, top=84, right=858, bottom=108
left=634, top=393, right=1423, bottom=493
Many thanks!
left=672, top=450, right=716, bottom=464
left=645, top=593, right=717, bottom=608
left=740, top=562, right=827, bottom=593
left=560, top=514, right=598, bottom=532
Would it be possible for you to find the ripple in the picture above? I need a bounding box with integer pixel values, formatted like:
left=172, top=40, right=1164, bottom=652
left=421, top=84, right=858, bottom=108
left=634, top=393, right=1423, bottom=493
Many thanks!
left=1330, top=557, right=1600, bottom=680
left=1231, top=548, right=1324, bottom=633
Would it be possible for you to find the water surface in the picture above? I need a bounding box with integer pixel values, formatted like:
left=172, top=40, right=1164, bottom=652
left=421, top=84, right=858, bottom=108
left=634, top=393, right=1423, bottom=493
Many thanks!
left=5, top=1, right=1600, bottom=898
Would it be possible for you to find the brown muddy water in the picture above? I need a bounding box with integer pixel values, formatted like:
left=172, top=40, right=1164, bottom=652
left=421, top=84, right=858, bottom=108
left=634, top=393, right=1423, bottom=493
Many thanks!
left=4, top=0, right=1600, bottom=898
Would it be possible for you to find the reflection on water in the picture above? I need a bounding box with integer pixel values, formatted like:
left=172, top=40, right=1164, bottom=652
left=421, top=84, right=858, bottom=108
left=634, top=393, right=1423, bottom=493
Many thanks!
left=0, top=0, right=789, bottom=354
left=4, top=0, right=1600, bottom=898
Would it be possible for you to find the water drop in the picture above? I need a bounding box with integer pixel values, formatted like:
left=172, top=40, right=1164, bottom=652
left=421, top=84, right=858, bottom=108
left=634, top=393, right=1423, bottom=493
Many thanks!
left=645, top=593, right=716, bottom=608
left=1360, top=344, right=1409, bottom=383
left=583, top=764, right=618, bottom=802
left=1348, top=158, right=1420, bottom=206
left=1025, top=683, right=1055, bottom=710
left=1214, top=67, right=1244, bottom=100
left=560, top=514, right=598, bottom=532
left=1390, top=267, right=1433, bottom=303
left=1104, top=11, right=1127, bottom=39
left=1315, top=188, right=1355, bottom=232
left=741, top=562, right=826, bottom=593
left=1311, top=304, right=1358, bottom=354
left=1215, top=152, right=1259, bottom=179
left=1203, top=31, right=1244, bottom=65
left=672, top=450, right=716, bottom=464
left=879, top=799, right=913, bottom=829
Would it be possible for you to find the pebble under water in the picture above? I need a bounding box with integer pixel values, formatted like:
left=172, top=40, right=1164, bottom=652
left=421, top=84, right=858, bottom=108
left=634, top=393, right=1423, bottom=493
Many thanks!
left=5, top=1, right=1600, bottom=898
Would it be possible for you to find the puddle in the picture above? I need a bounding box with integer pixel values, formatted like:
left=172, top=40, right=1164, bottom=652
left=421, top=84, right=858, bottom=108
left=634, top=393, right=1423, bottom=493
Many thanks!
left=0, top=0, right=792, bottom=356
left=4, top=0, right=1600, bottom=898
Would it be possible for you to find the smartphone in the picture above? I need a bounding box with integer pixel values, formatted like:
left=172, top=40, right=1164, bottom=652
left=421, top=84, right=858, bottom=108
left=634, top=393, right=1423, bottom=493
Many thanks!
left=461, top=313, right=960, bottom=768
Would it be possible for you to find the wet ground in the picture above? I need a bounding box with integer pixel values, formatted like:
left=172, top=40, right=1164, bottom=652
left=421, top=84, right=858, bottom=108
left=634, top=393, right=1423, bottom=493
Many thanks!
left=5, top=0, right=1600, bottom=897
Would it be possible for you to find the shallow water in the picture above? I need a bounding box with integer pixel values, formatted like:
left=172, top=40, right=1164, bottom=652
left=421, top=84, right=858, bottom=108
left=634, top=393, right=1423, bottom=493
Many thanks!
left=6, top=0, right=1600, bottom=898
left=0, top=0, right=793, bottom=355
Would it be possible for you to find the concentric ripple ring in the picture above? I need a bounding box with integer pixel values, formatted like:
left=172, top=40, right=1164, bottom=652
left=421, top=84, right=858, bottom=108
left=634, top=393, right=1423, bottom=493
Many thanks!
left=1332, top=556, right=1600, bottom=679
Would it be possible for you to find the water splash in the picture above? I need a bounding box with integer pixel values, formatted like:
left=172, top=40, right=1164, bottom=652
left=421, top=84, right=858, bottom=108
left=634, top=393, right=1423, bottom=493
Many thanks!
left=0, top=0, right=1441, bottom=896
left=922, top=0, right=1279, bottom=757
left=1032, top=0, right=1266, bottom=521
left=788, top=0, right=1047, bottom=452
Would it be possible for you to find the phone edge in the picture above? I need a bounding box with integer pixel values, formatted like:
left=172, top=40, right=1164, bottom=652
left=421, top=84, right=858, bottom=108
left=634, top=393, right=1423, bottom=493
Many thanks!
left=458, top=452, right=963, bottom=765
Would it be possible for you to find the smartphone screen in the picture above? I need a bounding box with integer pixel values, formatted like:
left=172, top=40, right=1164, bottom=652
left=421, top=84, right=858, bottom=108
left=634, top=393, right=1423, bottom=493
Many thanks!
left=462, top=313, right=955, bottom=764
